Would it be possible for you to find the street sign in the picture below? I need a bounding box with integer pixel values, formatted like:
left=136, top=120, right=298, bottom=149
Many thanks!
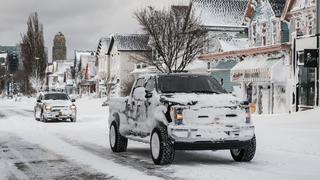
left=304, top=49, right=319, bottom=67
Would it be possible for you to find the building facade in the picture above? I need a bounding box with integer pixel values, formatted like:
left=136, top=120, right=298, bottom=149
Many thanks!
left=282, top=0, right=319, bottom=111
left=95, top=34, right=150, bottom=97
left=52, top=32, right=67, bottom=61
left=192, top=0, right=250, bottom=92
left=199, top=0, right=291, bottom=114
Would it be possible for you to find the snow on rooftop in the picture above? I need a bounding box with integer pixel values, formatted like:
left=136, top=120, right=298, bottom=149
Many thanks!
left=113, top=34, right=150, bottom=51
left=80, top=54, right=96, bottom=77
left=54, top=60, right=74, bottom=74
left=97, top=37, right=111, bottom=56
left=268, top=0, right=286, bottom=17
left=291, top=0, right=316, bottom=11
left=219, top=38, right=250, bottom=51
left=0, top=53, right=8, bottom=58
left=192, top=0, right=248, bottom=27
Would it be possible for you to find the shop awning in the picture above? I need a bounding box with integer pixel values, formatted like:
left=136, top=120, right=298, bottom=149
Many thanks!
left=230, top=55, right=288, bottom=83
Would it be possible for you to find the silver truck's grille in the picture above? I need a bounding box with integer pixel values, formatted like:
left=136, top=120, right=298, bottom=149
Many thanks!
left=52, top=106, right=69, bottom=111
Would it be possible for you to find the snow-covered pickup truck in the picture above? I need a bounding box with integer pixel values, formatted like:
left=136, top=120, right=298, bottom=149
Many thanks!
left=108, top=74, right=256, bottom=165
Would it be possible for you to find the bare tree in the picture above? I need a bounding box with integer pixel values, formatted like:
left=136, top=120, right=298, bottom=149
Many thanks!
left=21, top=12, right=47, bottom=93
left=134, top=3, right=207, bottom=73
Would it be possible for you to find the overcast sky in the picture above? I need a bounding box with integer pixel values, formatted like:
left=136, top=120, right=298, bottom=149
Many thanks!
left=0, top=0, right=187, bottom=61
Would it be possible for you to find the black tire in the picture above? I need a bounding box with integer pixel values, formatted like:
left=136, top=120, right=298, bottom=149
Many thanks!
left=71, top=118, right=76, bottom=122
left=41, top=113, right=47, bottom=123
left=230, top=135, right=256, bottom=162
left=34, top=109, right=40, bottom=121
left=150, top=125, right=175, bottom=165
left=109, top=121, right=128, bottom=152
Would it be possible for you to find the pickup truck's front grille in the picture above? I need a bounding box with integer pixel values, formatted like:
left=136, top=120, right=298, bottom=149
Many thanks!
left=52, top=106, right=69, bottom=112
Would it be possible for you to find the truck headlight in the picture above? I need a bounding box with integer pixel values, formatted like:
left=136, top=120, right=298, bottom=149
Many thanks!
left=45, top=105, right=52, bottom=112
left=70, top=104, right=76, bottom=111
left=245, top=110, right=251, bottom=124
left=240, top=101, right=251, bottom=124
left=171, top=107, right=184, bottom=125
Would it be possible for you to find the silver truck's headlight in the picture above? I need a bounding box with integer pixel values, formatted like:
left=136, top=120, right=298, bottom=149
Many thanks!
left=170, top=107, right=184, bottom=125
left=70, top=104, right=76, bottom=111
left=45, top=105, right=52, bottom=112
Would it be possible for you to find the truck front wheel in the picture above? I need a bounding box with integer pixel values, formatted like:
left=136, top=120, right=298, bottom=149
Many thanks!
left=230, top=135, right=256, bottom=162
left=109, top=121, right=127, bottom=152
left=150, top=125, right=175, bottom=165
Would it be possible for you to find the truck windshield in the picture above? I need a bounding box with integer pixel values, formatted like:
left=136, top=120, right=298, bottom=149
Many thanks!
left=43, top=93, right=69, bottom=100
left=157, top=75, right=227, bottom=94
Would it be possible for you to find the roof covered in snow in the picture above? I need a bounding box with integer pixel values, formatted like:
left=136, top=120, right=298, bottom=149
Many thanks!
left=80, top=55, right=96, bottom=78
left=54, top=60, right=74, bottom=75
left=112, top=34, right=150, bottom=51
left=75, top=50, right=95, bottom=67
left=269, top=0, right=286, bottom=17
left=0, top=53, right=8, bottom=59
left=192, top=0, right=248, bottom=27
left=291, top=0, right=316, bottom=11
left=96, top=37, right=111, bottom=56
left=218, top=38, right=250, bottom=52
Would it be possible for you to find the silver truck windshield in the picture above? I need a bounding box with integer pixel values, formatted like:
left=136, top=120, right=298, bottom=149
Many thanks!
left=43, top=93, right=69, bottom=100
left=157, top=75, right=227, bottom=94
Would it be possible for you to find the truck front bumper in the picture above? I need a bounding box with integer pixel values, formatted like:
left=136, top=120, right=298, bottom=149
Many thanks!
left=44, top=110, right=76, bottom=120
left=168, top=125, right=255, bottom=150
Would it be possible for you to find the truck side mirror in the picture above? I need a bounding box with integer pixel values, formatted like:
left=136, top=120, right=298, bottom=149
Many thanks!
left=37, top=99, right=41, bottom=103
left=71, top=99, right=76, bottom=102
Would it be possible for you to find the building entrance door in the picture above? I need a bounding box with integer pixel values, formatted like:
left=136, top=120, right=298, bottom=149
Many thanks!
left=297, top=66, right=316, bottom=109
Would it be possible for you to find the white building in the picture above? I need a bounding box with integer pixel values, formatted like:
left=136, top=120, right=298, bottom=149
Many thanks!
left=96, top=37, right=111, bottom=97
left=77, top=53, right=97, bottom=95
left=96, top=34, right=150, bottom=97
left=282, top=0, right=319, bottom=112
left=47, top=60, right=75, bottom=94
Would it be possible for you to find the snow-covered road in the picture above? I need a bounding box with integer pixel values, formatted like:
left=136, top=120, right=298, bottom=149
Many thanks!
left=0, top=97, right=319, bottom=180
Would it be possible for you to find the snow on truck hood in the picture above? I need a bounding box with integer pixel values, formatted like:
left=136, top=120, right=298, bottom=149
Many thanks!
left=161, top=93, right=241, bottom=107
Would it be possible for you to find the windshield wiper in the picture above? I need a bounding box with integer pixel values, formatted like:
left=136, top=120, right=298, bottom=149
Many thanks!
left=191, top=90, right=220, bottom=94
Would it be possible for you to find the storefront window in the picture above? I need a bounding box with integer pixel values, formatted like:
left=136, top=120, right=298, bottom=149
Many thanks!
left=298, top=66, right=316, bottom=107
left=306, top=15, right=314, bottom=35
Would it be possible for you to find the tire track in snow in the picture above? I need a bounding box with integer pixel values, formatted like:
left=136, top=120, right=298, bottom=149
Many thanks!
left=0, top=133, right=115, bottom=180
left=60, top=137, right=184, bottom=180
left=1, top=108, right=33, bottom=118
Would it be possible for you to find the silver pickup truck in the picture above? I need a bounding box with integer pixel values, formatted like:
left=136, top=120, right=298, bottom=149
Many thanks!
left=108, top=74, right=256, bottom=165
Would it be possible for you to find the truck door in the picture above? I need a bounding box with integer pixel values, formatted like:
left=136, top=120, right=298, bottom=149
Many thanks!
left=139, top=77, right=156, bottom=133
left=128, top=78, right=146, bottom=127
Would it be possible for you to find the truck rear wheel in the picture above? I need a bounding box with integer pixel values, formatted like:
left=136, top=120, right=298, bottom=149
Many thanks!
left=109, top=121, right=127, bottom=152
left=230, top=135, right=256, bottom=162
left=150, top=125, right=175, bottom=165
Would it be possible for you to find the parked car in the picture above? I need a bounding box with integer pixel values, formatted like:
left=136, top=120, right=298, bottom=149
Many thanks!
left=108, top=74, right=256, bottom=165
left=34, top=92, right=77, bottom=122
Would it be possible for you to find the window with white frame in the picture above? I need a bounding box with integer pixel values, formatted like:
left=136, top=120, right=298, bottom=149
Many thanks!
left=295, top=18, right=303, bottom=36
left=251, top=22, right=257, bottom=44
left=272, top=20, right=278, bottom=44
left=261, top=22, right=267, bottom=46
left=306, top=15, right=314, bottom=35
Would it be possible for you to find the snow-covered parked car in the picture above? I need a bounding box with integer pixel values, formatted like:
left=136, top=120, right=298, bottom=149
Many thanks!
left=34, top=92, right=77, bottom=122
left=108, top=74, right=256, bottom=165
